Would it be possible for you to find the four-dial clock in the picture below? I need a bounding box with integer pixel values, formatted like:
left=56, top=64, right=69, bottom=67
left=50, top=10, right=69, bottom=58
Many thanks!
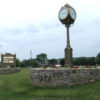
left=59, top=7, right=68, bottom=20
left=59, top=4, right=76, bottom=24
left=70, top=8, right=76, bottom=20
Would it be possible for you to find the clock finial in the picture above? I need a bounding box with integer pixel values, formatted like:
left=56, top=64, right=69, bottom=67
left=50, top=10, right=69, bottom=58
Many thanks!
left=64, top=3, right=70, bottom=8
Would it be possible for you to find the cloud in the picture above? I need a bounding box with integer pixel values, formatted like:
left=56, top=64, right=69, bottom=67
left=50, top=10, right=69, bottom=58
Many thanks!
left=0, top=0, right=100, bottom=60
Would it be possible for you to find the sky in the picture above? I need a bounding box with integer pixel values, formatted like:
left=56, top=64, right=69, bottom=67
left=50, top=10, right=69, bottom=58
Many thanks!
left=0, top=0, right=100, bottom=60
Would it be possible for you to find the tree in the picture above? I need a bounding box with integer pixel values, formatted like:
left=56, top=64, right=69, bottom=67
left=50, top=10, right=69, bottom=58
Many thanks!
left=48, top=59, right=57, bottom=65
left=16, top=58, right=21, bottom=67
left=21, top=59, right=37, bottom=67
left=95, top=53, right=100, bottom=64
left=60, top=59, right=65, bottom=66
left=36, top=53, right=48, bottom=66
left=73, top=57, right=96, bottom=66
left=40, top=53, right=47, bottom=64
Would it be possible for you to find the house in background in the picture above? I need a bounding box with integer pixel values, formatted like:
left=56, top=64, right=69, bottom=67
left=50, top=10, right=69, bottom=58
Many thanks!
left=1, top=53, right=16, bottom=67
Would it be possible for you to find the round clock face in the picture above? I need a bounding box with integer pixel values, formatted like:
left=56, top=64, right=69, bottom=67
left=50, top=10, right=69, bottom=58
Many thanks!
left=70, top=8, right=76, bottom=20
left=59, top=7, right=68, bottom=20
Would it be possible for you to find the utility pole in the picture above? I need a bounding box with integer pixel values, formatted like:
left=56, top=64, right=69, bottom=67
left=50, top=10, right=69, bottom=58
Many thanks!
left=30, top=49, right=32, bottom=60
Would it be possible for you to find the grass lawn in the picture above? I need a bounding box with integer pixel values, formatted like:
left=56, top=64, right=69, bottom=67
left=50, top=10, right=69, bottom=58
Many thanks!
left=0, top=68, right=100, bottom=100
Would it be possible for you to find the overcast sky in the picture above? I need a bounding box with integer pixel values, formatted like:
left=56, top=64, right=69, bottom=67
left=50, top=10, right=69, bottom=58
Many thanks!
left=0, top=0, right=100, bottom=60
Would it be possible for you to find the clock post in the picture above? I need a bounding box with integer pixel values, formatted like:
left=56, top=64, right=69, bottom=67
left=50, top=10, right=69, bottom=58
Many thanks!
left=65, top=24, right=73, bottom=67
left=58, top=4, right=76, bottom=68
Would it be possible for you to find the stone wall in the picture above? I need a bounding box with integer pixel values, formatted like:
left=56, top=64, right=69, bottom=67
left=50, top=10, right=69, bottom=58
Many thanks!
left=30, top=68, right=100, bottom=87
left=0, top=68, right=20, bottom=74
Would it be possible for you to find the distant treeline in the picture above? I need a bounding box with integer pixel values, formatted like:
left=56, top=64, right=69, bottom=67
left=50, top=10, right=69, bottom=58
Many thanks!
left=73, top=57, right=96, bottom=66
left=16, top=52, right=100, bottom=67
left=60, top=53, right=100, bottom=66
left=59, top=57, right=96, bottom=66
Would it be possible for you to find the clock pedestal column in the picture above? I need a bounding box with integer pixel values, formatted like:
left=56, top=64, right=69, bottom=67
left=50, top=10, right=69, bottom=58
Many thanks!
left=64, top=24, right=73, bottom=68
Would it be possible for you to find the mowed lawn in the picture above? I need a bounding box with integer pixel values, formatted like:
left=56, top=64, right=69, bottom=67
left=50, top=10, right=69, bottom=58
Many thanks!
left=0, top=68, right=100, bottom=100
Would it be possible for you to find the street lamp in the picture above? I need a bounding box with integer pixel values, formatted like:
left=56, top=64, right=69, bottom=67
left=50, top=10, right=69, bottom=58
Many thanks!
left=58, top=4, right=76, bottom=68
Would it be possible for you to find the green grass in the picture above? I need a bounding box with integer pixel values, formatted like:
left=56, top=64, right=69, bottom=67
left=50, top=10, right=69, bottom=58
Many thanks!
left=0, top=68, right=100, bottom=100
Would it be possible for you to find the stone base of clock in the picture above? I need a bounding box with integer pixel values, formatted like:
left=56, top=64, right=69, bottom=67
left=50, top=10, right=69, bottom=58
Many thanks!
left=64, top=47, right=73, bottom=68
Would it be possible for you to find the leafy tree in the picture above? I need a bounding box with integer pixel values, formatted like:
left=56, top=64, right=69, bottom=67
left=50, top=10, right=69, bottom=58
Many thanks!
left=21, top=59, right=37, bottom=67
left=95, top=53, right=100, bottom=64
left=36, top=53, right=48, bottom=66
left=48, top=59, right=57, bottom=65
left=16, top=58, right=21, bottom=67
left=73, top=57, right=96, bottom=65
left=60, top=59, right=65, bottom=66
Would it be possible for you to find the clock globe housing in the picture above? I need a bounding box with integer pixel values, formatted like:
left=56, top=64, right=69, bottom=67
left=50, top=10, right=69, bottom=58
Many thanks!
left=58, top=4, right=76, bottom=25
